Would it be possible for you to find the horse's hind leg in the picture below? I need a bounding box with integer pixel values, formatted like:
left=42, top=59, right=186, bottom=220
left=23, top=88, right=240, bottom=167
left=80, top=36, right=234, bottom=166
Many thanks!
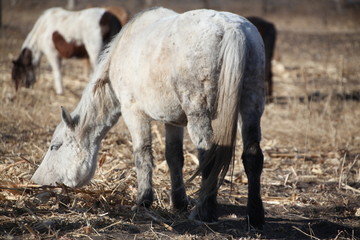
left=122, top=111, right=154, bottom=208
left=190, top=146, right=218, bottom=222
left=240, top=99, right=265, bottom=229
left=186, top=112, right=218, bottom=222
left=165, top=124, right=188, bottom=211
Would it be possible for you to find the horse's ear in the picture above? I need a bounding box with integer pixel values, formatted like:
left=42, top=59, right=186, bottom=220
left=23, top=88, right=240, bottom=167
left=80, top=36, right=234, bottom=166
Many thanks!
left=61, top=106, right=75, bottom=130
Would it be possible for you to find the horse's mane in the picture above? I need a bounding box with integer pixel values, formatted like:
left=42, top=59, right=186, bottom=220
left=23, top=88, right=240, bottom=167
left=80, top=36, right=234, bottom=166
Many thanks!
left=92, top=7, right=177, bottom=95
left=81, top=7, right=178, bottom=131
left=22, top=9, right=52, bottom=49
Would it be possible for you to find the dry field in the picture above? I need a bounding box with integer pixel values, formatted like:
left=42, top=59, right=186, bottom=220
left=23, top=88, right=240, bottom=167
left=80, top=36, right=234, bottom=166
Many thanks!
left=0, top=0, right=360, bottom=239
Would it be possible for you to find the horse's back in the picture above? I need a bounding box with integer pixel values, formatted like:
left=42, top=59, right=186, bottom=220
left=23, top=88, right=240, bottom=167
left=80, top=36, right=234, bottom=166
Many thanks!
left=32, top=7, right=105, bottom=41
left=122, top=8, right=262, bottom=85
left=33, top=7, right=111, bottom=62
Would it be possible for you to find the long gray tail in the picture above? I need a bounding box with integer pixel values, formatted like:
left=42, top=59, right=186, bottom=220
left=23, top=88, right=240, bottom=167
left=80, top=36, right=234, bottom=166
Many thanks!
left=198, top=28, right=247, bottom=196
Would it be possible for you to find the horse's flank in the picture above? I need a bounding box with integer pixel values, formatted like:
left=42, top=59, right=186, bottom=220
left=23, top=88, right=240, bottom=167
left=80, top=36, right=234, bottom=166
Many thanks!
left=52, top=31, right=89, bottom=58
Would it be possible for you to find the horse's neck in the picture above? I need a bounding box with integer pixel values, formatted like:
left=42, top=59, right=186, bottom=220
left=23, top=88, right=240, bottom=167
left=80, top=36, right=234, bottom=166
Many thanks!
left=75, top=81, right=121, bottom=144
left=22, top=20, right=44, bottom=65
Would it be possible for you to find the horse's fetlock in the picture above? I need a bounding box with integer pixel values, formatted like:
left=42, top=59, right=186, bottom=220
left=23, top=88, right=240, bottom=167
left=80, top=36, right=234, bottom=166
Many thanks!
left=137, top=188, right=154, bottom=208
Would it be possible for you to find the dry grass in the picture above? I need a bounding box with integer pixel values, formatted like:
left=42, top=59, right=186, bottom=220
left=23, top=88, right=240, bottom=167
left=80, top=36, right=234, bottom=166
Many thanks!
left=1, top=0, right=360, bottom=239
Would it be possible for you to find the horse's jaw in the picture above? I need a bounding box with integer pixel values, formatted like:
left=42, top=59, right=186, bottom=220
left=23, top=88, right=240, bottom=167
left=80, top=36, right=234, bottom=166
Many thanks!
left=31, top=149, right=98, bottom=188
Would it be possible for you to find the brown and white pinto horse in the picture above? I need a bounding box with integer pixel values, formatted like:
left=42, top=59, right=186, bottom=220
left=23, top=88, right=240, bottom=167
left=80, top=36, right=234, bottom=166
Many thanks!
left=11, top=7, right=121, bottom=95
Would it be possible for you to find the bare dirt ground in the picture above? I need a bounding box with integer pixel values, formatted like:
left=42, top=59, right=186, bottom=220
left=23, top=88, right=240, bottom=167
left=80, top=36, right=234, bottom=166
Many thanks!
left=0, top=0, right=360, bottom=239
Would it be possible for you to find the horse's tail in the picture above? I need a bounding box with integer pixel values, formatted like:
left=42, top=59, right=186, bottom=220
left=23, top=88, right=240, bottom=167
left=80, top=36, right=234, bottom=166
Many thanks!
left=199, top=28, right=247, bottom=196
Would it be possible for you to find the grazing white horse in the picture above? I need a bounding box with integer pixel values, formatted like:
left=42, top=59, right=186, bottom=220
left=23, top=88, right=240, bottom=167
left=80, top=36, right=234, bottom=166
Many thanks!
left=31, top=7, right=266, bottom=229
left=11, top=7, right=121, bottom=94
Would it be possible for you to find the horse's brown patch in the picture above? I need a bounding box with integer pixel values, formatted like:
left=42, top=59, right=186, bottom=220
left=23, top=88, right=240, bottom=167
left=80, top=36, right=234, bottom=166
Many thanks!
left=99, top=11, right=122, bottom=45
left=105, top=6, right=129, bottom=26
left=52, top=31, right=89, bottom=59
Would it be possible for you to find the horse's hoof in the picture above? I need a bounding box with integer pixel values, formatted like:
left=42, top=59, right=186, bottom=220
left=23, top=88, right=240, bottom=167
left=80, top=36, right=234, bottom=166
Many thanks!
left=189, top=206, right=217, bottom=223
left=132, top=199, right=152, bottom=212
left=247, top=200, right=265, bottom=230
left=171, top=195, right=189, bottom=212
left=247, top=215, right=264, bottom=231
left=136, top=189, right=154, bottom=209
left=131, top=204, right=150, bottom=212
left=247, top=209, right=265, bottom=231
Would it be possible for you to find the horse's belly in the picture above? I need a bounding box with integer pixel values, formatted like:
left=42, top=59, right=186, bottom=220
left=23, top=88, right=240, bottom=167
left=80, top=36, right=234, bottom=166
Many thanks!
left=143, top=95, right=187, bottom=126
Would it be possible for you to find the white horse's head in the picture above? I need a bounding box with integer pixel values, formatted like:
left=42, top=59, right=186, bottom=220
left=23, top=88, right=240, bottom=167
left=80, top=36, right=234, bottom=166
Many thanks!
left=31, top=107, right=99, bottom=188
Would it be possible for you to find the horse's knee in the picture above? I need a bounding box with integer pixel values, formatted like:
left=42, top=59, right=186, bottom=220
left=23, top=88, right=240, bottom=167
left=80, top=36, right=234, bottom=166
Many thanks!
left=242, top=143, right=263, bottom=176
left=53, top=74, right=64, bottom=95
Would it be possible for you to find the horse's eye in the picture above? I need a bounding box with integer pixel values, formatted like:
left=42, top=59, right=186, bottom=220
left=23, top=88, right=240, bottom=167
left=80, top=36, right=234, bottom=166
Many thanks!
left=50, top=143, right=62, bottom=151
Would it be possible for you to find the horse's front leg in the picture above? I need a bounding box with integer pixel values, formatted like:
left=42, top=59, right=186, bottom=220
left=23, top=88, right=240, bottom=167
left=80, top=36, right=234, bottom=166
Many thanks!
left=123, top=111, right=154, bottom=208
left=165, top=124, right=188, bottom=211
left=46, top=51, right=63, bottom=95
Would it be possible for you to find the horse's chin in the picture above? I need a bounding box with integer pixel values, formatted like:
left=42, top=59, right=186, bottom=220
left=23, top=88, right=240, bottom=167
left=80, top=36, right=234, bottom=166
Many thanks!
left=31, top=167, right=63, bottom=187
left=31, top=170, right=90, bottom=188
left=30, top=161, right=92, bottom=188
left=31, top=153, right=97, bottom=188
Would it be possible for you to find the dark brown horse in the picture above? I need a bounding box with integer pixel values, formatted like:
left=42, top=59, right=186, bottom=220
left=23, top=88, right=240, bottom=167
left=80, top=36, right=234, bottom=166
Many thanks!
left=247, top=16, right=277, bottom=102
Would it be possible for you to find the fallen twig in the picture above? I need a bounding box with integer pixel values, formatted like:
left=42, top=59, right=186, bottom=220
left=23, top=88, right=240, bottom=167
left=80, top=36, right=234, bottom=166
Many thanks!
left=341, top=183, right=360, bottom=194
left=292, top=226, right=321, bottom=240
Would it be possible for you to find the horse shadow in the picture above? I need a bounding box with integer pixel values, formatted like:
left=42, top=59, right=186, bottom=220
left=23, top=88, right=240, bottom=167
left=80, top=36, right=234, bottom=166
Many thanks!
left=1, top=196, right=359, bottom=239
left=170, top=203, right=360, bottom=239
